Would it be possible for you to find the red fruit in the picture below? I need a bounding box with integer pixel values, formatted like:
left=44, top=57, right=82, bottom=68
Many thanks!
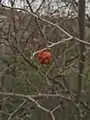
left=38, top=49, right=52, bottom=64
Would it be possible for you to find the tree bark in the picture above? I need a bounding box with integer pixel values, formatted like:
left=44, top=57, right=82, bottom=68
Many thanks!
left=76, top=0, right=86, bottom=103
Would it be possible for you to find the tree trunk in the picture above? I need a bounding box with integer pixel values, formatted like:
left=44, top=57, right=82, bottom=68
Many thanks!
left=76, top=0, right=86, bottom=119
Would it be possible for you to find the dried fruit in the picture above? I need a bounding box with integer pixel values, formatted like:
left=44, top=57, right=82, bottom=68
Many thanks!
left=38, top=49, right=52, bottom=64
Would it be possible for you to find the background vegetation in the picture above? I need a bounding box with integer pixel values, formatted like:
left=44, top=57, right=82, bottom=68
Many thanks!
left=0, top=0, right=90, bottom=120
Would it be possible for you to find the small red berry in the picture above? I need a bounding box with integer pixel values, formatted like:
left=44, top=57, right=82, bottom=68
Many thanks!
left=38, top=49, right=52, bottom=64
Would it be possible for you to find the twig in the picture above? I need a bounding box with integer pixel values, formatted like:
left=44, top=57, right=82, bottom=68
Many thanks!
left=0, top=92, right=72, bottom=101
left=32, top=36, right=73, bottom=57
left=8, top=100, right=26, bottom=120
left=50, top=111, right=56, bottom=120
